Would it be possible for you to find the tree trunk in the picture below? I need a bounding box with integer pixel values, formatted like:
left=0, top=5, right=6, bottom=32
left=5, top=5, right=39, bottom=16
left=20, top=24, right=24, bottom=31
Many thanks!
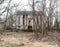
left=49, top=15, right=52, bottom=32
left=40, top=11, right=46, bottom=36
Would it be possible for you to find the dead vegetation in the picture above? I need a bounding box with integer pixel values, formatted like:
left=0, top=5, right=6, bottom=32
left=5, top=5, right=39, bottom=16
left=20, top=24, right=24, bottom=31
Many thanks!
left=0, top=31, right=60, bottom=47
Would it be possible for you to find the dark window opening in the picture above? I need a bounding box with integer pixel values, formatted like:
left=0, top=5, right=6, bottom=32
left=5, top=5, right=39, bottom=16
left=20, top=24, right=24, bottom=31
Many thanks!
left=23, top=15, right=25, bottom=25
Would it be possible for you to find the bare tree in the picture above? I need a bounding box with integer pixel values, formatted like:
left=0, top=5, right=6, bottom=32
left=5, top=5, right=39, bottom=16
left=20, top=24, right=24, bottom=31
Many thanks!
left=48, top=0, right=58, bottom=32
left=0, top=0, right=4, bottom=4
left=28, top=0, right=35, bottom=32
left=3, top=0, right=12, bottom=31
left=0, top=0, right=21, bottom=31
left=28, top=0, right=40, bottom=32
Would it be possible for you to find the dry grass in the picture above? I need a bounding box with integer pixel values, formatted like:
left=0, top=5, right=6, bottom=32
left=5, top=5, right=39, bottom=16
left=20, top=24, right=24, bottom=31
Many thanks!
left=0, top=31, right=60, bottom=47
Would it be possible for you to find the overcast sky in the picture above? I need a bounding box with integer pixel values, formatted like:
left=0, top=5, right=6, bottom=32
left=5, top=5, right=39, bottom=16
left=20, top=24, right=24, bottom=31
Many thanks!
left=10, top=0, right=31, bottom=11
left=0, top=0, right=60, bottom=20
left=0, top=0, right=31, bottom=18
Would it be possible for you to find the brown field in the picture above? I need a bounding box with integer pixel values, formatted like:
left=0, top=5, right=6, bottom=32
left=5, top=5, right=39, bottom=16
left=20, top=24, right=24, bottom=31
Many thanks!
left=0, top=31, right=60, bottom=47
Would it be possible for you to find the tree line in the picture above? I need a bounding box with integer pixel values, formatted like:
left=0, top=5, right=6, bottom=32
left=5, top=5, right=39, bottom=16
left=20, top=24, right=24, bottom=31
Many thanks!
left=0, top=0, right=60, bottom=36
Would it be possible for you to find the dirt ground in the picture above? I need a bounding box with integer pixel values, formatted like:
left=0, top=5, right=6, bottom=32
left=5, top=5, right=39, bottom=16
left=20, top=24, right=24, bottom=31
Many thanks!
left=0, top=31, right=60, bottom=47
